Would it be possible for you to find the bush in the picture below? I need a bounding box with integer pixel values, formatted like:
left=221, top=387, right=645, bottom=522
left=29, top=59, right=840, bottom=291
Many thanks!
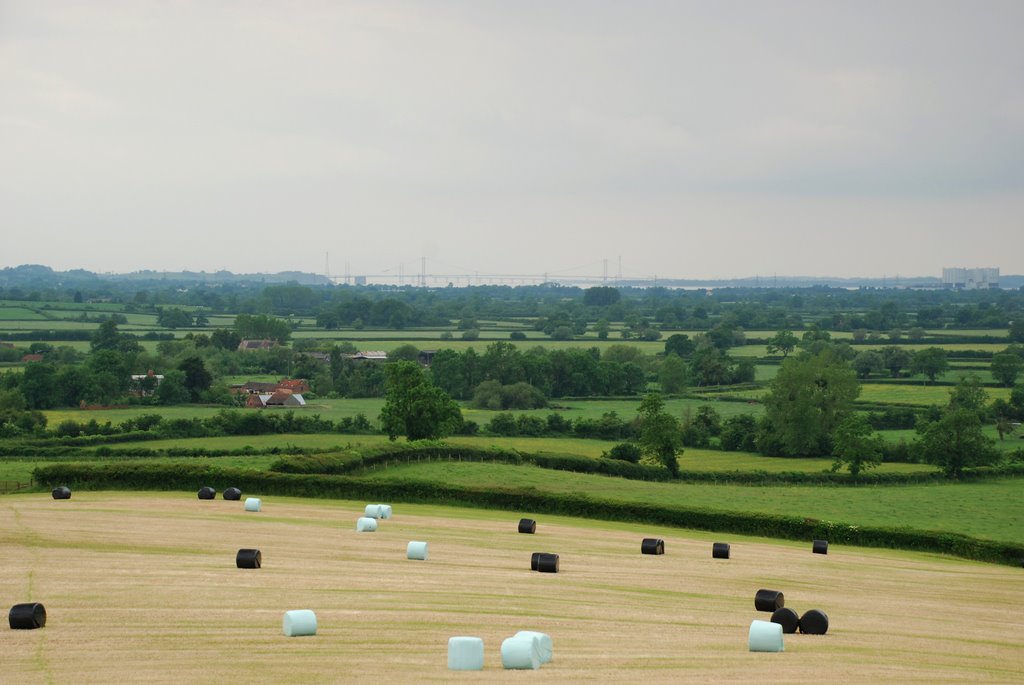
left=867, top=407, right=920, bottom=430
left=486, top=412, right=518, bottom=436
left=604, top=442, right=642, bottom=463
left=515, top=414, right=547, bottom=436
left=545, top=413, right=572, bottom=434
left=719, top=414, right=758, bottom=452
left=472, top=381, right=547, bottom=410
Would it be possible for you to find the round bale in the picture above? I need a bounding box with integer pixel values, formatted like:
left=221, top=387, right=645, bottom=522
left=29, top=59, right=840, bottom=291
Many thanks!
left=536, top=553, right=559, bottom=574
left=641, top=538, right=665, bottom=555
left=712, top=542, right=730, bottom=559
left=530, top=552, right=547, bottom=571
left=770, top=607, right=800, bottom=634
left=799, top=609, right=829, bottom=635
left=51, top=486, right=71, bottom=500
left=8, top=603, right=46, bottom=630
left=447, top=636, right=485, bottom=671
left=364, top=504, right=383, bottom=518
left=812, top=539, right=829, bottom=555
left=197, top=486, right=216, bottom=500
left=748, top=619, right=784, bottom=652
left=223, top=487, right=242, bottom=501
left=501, top=634, right=541, bottom=670
left=407, top=541, right=428, bottom=560
left=244, top=497, right=262, bottom=512
left=379, top=504, right=393, bottom=519
left=514, top=631, right=552, bottom=664
left=282, top=609, right=317, bottom=637
left=236, top=548, right=262, bottom=569
left=356, top=517, right=378, bottom=532
left=518, top=518, right=536, bottom=534
left=754, top=588, right=785, bottom=612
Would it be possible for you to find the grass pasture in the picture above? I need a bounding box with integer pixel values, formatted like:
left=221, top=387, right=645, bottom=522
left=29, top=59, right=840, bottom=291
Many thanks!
left=2, top=492, right=1022, bottom=684
left=858, top=384, right=1011, bottom=406
left=360, top=462, right=1022, bottom=544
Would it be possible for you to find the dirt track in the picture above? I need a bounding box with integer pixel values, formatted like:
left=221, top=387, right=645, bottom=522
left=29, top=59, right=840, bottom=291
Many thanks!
left=2, top=492, right=1022, bottom=683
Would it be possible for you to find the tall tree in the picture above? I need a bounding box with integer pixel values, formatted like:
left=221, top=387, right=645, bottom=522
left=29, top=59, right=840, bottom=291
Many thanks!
left=1009, top=319, right=1024, bottom=343
left=379, top=361, right=462, bottom=441
left=178, top=356, right=212, bottom=402
left=831, top=414, right=884, bottom=477
left=658, top=353, right=689, bottom=394
left=990, top=352, right=1023, bottom=387
left=917, top=408, right=999, bottom=478
left=909, top=347, right=949, bottom=384
left=760, top=350, right=860, bottom=456
left=766, top=330, right=799, bottom=358
left=583, top=286, right=621, bottom=307
left=636, top=392, right=682, bottom=476
left=852, top=350, right=883, bottom=379
left=881, top=346, right=912, bottom=378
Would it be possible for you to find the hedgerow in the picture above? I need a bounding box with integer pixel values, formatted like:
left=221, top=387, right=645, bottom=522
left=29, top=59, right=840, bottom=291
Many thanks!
left=31, top=461, right=1024, bottom=566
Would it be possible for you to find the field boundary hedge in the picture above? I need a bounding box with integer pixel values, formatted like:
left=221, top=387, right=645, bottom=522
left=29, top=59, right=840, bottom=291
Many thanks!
left=30, top=462, right=1024, bottom=567
left=270, top=442, right=1023, bottom=485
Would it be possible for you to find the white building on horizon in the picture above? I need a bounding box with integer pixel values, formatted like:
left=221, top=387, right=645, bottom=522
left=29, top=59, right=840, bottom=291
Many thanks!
left=942, top=267, right=1000, bottom=289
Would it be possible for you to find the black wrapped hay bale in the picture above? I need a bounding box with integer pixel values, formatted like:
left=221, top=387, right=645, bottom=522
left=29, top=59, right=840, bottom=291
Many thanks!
left=9, top=603, right=46, bottom=630
left=770, top=607, right=800, bottom=634
left=51, top=486, right=71, bottom=500
left=754, top=589, right=784, bottom=612
left=799, top=609, right=829, bottom=635
left=223, top=487, right=242, bottom=501
left=712, top=542, right=730, bottom=559
left=641, top=538, right=664, bottom=555
left=812, top=539, right=829, bottom=555
left=197, top=486, right=216, bottom=500
left=531, top=552, right=559, bottom=573
left=518, top=518, right=536, bottom=534
left=536, top=553, right=559, bottom=573
left=530, top=552, right=556, bottom=571
left=236, top=548, right=262, bottom=569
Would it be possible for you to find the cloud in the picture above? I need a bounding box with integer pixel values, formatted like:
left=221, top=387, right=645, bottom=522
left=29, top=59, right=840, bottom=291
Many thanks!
left=0, top=1, right=1022, bottom=277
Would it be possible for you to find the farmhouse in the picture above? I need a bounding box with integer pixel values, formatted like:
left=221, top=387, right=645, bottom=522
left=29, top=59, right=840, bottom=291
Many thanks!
left=230, top=378, right=310, bottom=396
left=21, top=353, right=44, bottom=363
left=231, top=381, right=279, bottom=395
left=300, top=351, right=331, bottom=365
left=129, top=370, right=164, bottom=396
left=237, top=339, right=277, bottom=352
left=349, top=350, right=388, bottom=361
left=246, top=391, right=306, bottom=408
left=277, top=378, right=310, bottom=394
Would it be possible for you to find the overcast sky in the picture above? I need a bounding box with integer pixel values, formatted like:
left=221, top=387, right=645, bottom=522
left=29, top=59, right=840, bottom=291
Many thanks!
left=2, top=1, right=1023, bottom=282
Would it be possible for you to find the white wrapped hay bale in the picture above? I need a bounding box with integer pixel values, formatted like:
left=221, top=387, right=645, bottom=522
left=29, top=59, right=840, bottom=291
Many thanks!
left=364, top=504, right=393, bottom=519
left=407, top=541, right=428, bottom=560
left=514, top=631, right=552, bottom=664
left=244, top=497, right=262, bottom=512
left=748, top=619, right=784, bottom=652
left=501, top=633, right=541, bottom=670
left=447, top=636, right=484, bottom=671
left=282, top=610, right=317, bottom=637
left=356, top=517, right=378, bottom=532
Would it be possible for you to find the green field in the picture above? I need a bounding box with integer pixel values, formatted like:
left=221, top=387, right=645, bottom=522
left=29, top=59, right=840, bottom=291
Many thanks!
left=0, top=307, right=49, bottom=320
left=42, top=396, right=768, bottom=430
left=361, top=461, right=1023, bottom=544
left=859, top=383, right=1011, bottom=405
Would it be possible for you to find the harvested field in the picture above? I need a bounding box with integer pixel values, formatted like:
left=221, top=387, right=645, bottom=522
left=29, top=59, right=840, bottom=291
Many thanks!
left=2, top=493, right=1022, bottom=683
